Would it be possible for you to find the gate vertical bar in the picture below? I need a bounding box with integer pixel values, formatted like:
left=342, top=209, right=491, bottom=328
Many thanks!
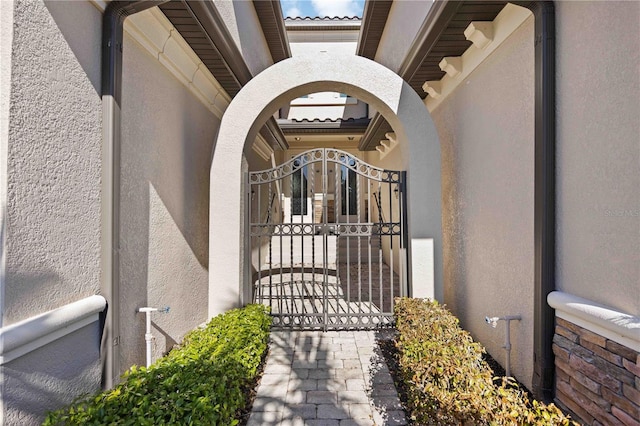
left=257, top=183, right=263, bottom=307
left=311, top=159, right=317, bottom=326
left=398, top=173, right=404, bottom=299
left=367, top=180, right=373, bottom=319
left=401, top=171, right=409, bottom=298
left=378, top=182, right=383, bottom=314
left=248, top=175, right=255, bottom=305
left=389, top=177, right=393, bottom=315
left=279, top=178, right=284, bottom=321
left=266, top=180, right=276, bottom=319
left=300, top=158, right=305, bottom=327
left=335, top=154, right=342, bottom=327
left=322, top=150, right=329, bottom=330
left=345, top=158, right=351, bottom=323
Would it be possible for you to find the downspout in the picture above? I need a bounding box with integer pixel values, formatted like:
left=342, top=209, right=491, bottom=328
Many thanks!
left=526, top=1, right=556, bottom=402
left=101, top=0, right=168, bottom=389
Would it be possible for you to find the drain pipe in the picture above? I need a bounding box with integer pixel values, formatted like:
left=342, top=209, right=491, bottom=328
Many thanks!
left=485, top=315, right=522, bottom=377
left=137, top=306, right=170, bottom=367
left=101, top=0, right=169, bottom=389
left=525, top=0, right=556, bottom=403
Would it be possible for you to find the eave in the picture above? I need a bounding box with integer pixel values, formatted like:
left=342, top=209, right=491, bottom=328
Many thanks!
left=357, top=0, right=393, bottom=59
left=158, top=1, right=288, bottom=151
left=253, top=0, right=291, bottom=62
left=278, top=118, right=371, bottom=134
left=285, top=16, right=361, bottom=31
left=359, top=0, right=507, bottom=151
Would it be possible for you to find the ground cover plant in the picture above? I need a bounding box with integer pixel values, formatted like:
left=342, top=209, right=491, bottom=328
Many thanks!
left=44, top=304, right=271, bottom=425
left=394, top=298, right=578, bottom=425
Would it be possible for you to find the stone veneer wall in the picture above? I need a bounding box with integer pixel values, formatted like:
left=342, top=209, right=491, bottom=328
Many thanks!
left=553, top=317, right=640, bottom=425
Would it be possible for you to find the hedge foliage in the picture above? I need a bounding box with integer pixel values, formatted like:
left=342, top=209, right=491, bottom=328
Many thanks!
left=394, top=298, right=578, bottom=425
left=44, top=304, right=271, bottom=425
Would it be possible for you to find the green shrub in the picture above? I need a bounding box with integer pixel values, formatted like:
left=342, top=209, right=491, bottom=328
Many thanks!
left=44, top=304, right=271, bottom=425
left=394, top=298, right=578, bottom=425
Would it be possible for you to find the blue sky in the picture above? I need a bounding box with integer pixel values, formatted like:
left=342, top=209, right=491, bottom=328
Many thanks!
left=280, top=0, right=365, bottom=18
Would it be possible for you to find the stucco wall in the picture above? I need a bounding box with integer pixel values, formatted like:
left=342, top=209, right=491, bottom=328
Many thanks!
left=555, top=1, right=640, bottom=316
left=2, top=322, right=102, bottom=425
left=0, top=0, right=13, bottom=331
left=432, top=17, right=535, bottom=387
left=366, top=141, right=406, bottom=280
left=118, top=32, right=217, bottom=372
left=4, top=0, right=102, bottom=324
left=213, top=0, right=273, bottom=75
left=374, top=0, right=433, bottom=73
left=290, top=40, right=357, bottom=57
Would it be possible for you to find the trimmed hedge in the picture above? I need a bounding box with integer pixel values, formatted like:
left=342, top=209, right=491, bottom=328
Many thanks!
left=44, top=304, right=271, bottom=425
left=394, top=298, right=578, bottom=425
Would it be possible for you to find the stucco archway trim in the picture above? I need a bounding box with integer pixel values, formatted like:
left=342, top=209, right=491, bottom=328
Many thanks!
left=208, top=54, right=442, bottom=317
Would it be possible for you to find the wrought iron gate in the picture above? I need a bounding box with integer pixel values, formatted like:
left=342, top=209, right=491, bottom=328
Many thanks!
left=248, top=148, right=407, bottom=329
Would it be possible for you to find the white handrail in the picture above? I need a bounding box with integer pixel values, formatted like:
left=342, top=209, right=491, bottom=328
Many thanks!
left=0, top=295, right=106, bottom=364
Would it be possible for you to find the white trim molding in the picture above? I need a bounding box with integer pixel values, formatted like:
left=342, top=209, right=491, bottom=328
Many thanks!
left=423, top=3, right=533, bottom=112
left=548, top=291, right=640, bottom=352
left=252, top=133, right=274, bottom=162
left=89, top=1, right=230, bottom=118
left=126, top=8, right=230, bottom=118
left=0, top=295, right=106, bottom=365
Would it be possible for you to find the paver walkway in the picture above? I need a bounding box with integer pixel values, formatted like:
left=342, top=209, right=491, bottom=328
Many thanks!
left=247, top=330, right=407, bottom=426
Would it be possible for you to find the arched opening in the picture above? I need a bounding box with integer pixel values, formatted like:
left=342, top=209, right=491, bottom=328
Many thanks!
left=208, top=54, right=442, bottom=318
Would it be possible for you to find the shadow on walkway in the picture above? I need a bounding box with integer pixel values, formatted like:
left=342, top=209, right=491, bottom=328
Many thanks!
left=246, top=329, right=407, bottom=426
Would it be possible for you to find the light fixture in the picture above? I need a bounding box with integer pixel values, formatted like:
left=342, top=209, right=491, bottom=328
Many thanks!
left=347, top=136, right=354, bottom=141
left=294, top=137, right=301, bottom=141
left=394, top=185, right=399, bottom=199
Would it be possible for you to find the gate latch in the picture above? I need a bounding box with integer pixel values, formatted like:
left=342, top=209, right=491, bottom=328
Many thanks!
left=315, top=224, right=339, bottom=236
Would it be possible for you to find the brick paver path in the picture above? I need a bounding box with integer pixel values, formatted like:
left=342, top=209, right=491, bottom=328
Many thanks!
left=247, top=330, right=407, bottom=426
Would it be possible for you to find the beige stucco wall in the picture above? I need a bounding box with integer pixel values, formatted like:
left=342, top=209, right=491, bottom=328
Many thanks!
left=374, top=0, right=433, bottom=73
left=213, top=0, right=273, bottom=75
left=432, top=17, right=535, bottom=387
left=290, top=40, right=357, bottom=57
left=366, top=142, right=406, bottom=282
left=118, top=32, right=217, bottom=372
left=4, top=0, right=102, bottom=325
left=3, top=322, right=102, bottom=425
left=0, top=0, right=13, bottom=330
left=1, top=1, right=103, bottom=423
left=555, top=1, right=640, bottom=316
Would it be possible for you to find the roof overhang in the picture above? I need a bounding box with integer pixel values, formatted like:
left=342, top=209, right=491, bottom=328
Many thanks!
left=284, top=16, right=362, bottom=31
left=357, top=0, right=393, bottom=59
left=158, top=1, right=289, bottom=151
left=359, top=0, right=508, bottom=151
left=278, top=117, right=371, bottom=134
left=253, top=0, right=291, bottom=62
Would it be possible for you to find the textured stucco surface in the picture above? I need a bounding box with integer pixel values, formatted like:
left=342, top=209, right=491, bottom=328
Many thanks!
left=119, top=33, right=217, bottom=371
left=433, top=17, right=535, bottom=387
left=2, top=322, right=102, bottom=425
left=290, top=41, right=356, bottom=57
left=0, top=0, right=13, bottom=330
left=374, top=0, right=433, bottom=73
left=555, top=1, right=640, bottom=316
left=213, top=0, right=273, bottom=75
left=4, top=0, right=102, bottom=325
